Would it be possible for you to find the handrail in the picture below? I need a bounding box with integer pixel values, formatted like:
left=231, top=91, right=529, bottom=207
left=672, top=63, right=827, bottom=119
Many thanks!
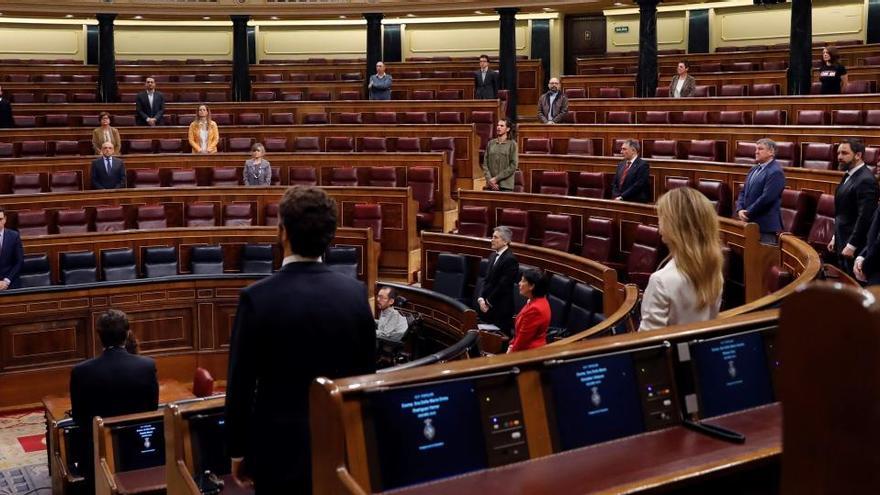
left=378, top=330, right=480, bottom=373
left=550, top=284, right=640, bottom=346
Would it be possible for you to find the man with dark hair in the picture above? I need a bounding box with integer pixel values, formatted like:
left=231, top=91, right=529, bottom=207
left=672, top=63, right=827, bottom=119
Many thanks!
left=669, top=60, right=696, bottom=97
left=831, top=138, right=878, bottom=275
left=474, top=54, right=499, bottom=99
left=69, top=309, right=159, bottom=492
left=735, top=138, right=786, bottom=244
left=612, top=139, right=651, bottom=203
left=226, top=186, right=376, bottom=493
left=0, top=206, right=23, bottom=290
left=376, top=285, right=408, bottom=342
left=135, top=77, right=165, bottom=126
left=478, top=226, right=519, bottom=335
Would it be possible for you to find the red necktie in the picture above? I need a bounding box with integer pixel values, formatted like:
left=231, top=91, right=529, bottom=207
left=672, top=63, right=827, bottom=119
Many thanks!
left=619, top=160, right=633, bottom=185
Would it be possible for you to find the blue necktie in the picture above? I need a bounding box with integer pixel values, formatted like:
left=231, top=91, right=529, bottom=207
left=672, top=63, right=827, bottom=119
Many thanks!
left=105, top=158, right=111, bottom=175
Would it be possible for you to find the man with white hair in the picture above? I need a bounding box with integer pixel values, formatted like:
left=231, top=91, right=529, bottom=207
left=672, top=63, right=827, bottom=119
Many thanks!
left=477, top=226, right=519, bottom=334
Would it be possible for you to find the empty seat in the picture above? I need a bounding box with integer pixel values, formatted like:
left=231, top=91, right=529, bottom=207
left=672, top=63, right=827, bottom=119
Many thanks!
left=687, top=140, right=720, bottom=161
left=13, top=115, right=37, bottom=127
left=567, top=138, right=594, bottom=156
left=665, top=176, right=692, bottom=191
left=429, top=137, right=456, bottom=166
left=606, top=111, right=633, bottom=124
left=831, top=110, right=862, bottom=125
left=373, top=112, right=397, bottom=124
left=719, top=111, right=748, bottom=125
left=411, top=90, right=435, bottom=100
left=289, top=167, right=317, bottom=186
left=16, top=209, right=49, bottom=236
left=801, top=143, right=834, bottom=170
left=330, top=168, right=359, bottom=187
left=807, top=194, right=835, bottom=256
left=352, top=203, right=382, bottom=241
left=361, top=137, right=387, bottom=153
left=302, top=113, right=329, bottom=124
left=60, top=251, right=98, bottom=285
left=734, top=141, right=758, bottom=164
left=643, top=111, right=670, bottom=124
left=281, top=91, right=304, bottom=101
left=514, top=170, right=524, bottom=193
left=409, top=167, right=437, bottom=229
left=18, top=254, right=51, bottom=288
left=12, top=173, right=42, bottom=194
left=625, top=224, right=663, bottom=289
left=136, top=205, right=167, bottom=229
left=539, top=171, right=569, bottom=196
left=72, top=92, right=97, bottom=103
left=565, top=283, right=604, bottom=334
left=796, top=110, right=826, bottom=125
left=598, top=87, right=622, bottom=98
left=403, top=112, right=429, bottom=124
left=338, top=112, right=362, bottom=124
left=94, top=205, right=125, bottom=232
left=324, top=246, right=359, bottom=279
left=339, top=90, right=360, bottom=101
left=750, top=84, right=780, bottom=96
left=185, top=203, right=216, bottom=227
left=227, top=137, right=255, bottom=152
left=177, top=91, right=201, bottom=102
left=205, top=91, right=227, bottom=102
left=680, top=111, right=709, bottom=124
left=190, top=245, right=224, bottom=275
left=437, top=89, right=462, bottom=100
left=646, top=140, right=677, bottom=159
left=0, top=142, right=11, bottom=157
left=780, top=189, right=811, bottom=236
left=20, top=141, right=47, bottom=157
left=697, top=179, right=732, bottom=216
left=131, top=169, right=161, bottom=188
left=574, top=172, right=605, bottom=199
left=433, top=253, right=468, bottom=300
left=128, top=139, right=155, bottom=154
left=754, top=110, right=785, bottom=125
left=326, top=136, right=354, bottom=152
left=395, top=137, right=422, bottom=152
left=471, top=110, right=495, bottom=151
left=762, top=61, right=787, bottom=70
left=546, top=275, right=575, bottom=332
left=499, top=208, right=529, bottom=243
left=457, top=205, right=489, bottom=237
left=101, top=248, right=137, bottom=281
left=843, top=80, right=873, bottom=94
left=725, top=62, right=754, bottom=72
left=169, top=169, right=197, bottom=187
left=542, top=214, right=573, bottom=252
left=44, top=114, right=69, bottom=127
left=49, top=170, right=80, bottom=191
left=865, top=110, right=880, bottom=126
left=263, top=137, right=288, bottom=153
left=239, top=244, right=274, bottom=274
left=238, top=113, right=264, bottom=125
left=775, top=142, right=796, bottom=167
left=293, top=136, right=320, bottom=152
left=368, top=167, right=398, bottom=187
left=719, top=84, right=748, bottom=96
left=270, top=112, right=295, bottom=125
left=223, top=203, right=253, bottom=226
left=56, top=208, right=89, bottom=234
left=44, top=93, right=68, bottom=103
left=564, top=88, right=586, bottom=99
left=582, top=217, right=614, bottom=263
left=308, top=90, right=332, bottom=101
left=13, top=93, right=35, bottom=104
left=524, top=138, right=552, bottom=154
left=253, top=91, right=276, bottom=101
left=143, top=246, right=178, bottom=278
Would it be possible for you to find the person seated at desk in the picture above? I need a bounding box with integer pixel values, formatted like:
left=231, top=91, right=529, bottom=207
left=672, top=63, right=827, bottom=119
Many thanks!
left=508, top=268, right=550, bottom=353
left=0, top=206, right=23, bottom=291
left=91, top=111, right=121, bottom=155
left=669, top=60, right=696, bottom=98
left=188, top=104, right=219, bottom=154
left=69, top=309, right=159, bottom=491
left=90, top=141, right=127, bottom=189
left=243, top=143, right=272, bottom=186
left=376, top=286, right=408, bottom=342
left=640, top=187, right=723, bottom=331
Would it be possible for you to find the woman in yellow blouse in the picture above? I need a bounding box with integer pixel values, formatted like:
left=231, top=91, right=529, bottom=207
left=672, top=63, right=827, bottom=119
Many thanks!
left=91, top=112, right=121, bottom=154
left=187, top=104, right=219, bottom=153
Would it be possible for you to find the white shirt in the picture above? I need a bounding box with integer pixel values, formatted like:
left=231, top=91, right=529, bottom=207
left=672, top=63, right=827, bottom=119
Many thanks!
left=281, top=254, right=321, bottom=266
left=147, top=91, right=154, bottom=109
left=377, top=307, right=408, bottom=341
left=673, top=77, right=686, bottom=97
left=639, top=258, right=721, bottom=331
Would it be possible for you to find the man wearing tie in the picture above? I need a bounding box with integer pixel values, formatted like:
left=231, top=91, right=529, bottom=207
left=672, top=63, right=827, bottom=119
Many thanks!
left=135, top=77, right=165, bottom=126
left=474, top=54, right=499, bottom=99
left=0, top=206, right=23, bottom=290
left=91, top=142, right=127, bottom=189
left=829, top=139, right=878, bottom=275
left=611, top=139, right=651, bottom=203
left=477, top=226, right=519, bottom=335
left=537, top=77, right=568, bottom=124
left=735, top=138, right=786, bottom=245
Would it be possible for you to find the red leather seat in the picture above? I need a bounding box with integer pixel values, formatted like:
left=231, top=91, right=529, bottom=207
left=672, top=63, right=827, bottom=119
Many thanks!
left=281, top=91, right=304, bottom=101
left=864, top=147, right=880, bottom=167
left=430, top=137, right=456, bottom=166
left=95, top=205, right=125, bottom=232
left=697, top=179, right=732, bottom=216
left=801, top=143, right=834, bottom=170
left=810, top=82, right=823, bottom=95
left=293, top=136, right=320, bottom=152
left=863, top=56, right=880, bottom=65
left=352, top=204, right=382, bottom=241
left=606, top=111, right=633, bottom=124
left=865, top=110, right=880, bottom=126
left=575, top=172, right=605, bottom=199
left=185, top=202, right=216, bottom=227
left=567, top=138, right=594, bottom=156
left=542, top=214, right=573, bottom=252
left=16, top=209, right=49, bottom=236
left=681, top=111, right=709, bottom=124
left=664, top=176, right=692, bottom=191
left=329, top=168, right=359, bottom=186
left=720, top=84, right=748, bottom=96
left=177, top=91, right=201, bottom=103
left=699, top=62, right=722, bottom=72
left=44, top=114, right=69, bottom=127
left=169, top=169, right=197, bottom=187
left=724, top=62, right=754, bottom=72
left=326, top=136, right=354, bottom=152
left=499, top=208, right=529, bottom=243
left=368, top=167, right=398, bottom=187
left=223, top=203, right=253, bottom=226
left=290, top=168, right=318, bottom=186
left=0, top=143, right=11, bottom=158
left=626, top=224, right=663, bottom=289
left=408, top=167, right=437, bottom=229
left=122, top=74, right=143, bottom=83
left=598, top=87, right=622, bottom=98
left=6, top=74, right=29, bottom=82
left=205, top=91, right=227, bottom=102
left=44, top=93, right=68, bottom=103
left=50, top=171, right=80, bottom=192
left=719, top=111, right=748, bottom=125
left=287, top=73, right=308, bottom=81
left=253, top=91, right=276, bottom=101
left=238, top=113, right=263, bottom=125
left=158, top=138, right=184, bottom=153
left=340, top=72, right=362, bottom=81
left=564, top=88, right=586, bottom=99
left=264, top=203, right=280, bottom=226
left=581, top=217, right=614, bottom=264
left=687, top=140, right=720, bottom=161
left=524, top=138, right=552, bottom=154
left=643, top=111, right=670, bottom=124
left=780, top=189, right=811, bottom=236
left=263, top=137, right=288, bottom=152
left=361, top=137, right=387, bottom=153
left=762, top=61, right=787, bottom=70
left=750, top=84, right=780, bottom=96
left=262, top=74, right=283, bottom=82
left=336, top=90, right=359, bottom=99
left=227, top=137, right=255, bottom=152
left=539, top=171, right=569, bottom=196
left=20, top=140, right=47, bottom=157
left=396, top=71, right=421, bottom=79
left=338, top=112, right=362, bottom=124
left=270, top=112, right=295, bottom=125
left=471, top=111, right=494, bottom=151
left=53, top=140, right=80, bottom=156
left=403, top=112, right=429, bottom=124
left=13, top=93, right=35, bottom=104
left=436, top=111, right=463, bottom=124
left=132, top=169, right=161, bottom=188
left=136, top=205, right=167, bottom=229
left=646, top=140, right=677, bottom=159
left=311, top=73, right=335, bottom=81
left=411, top=90, right=435, bottom=100
left=693, top=85, right=714, bottom=97
left=13, top=115, right=37, bottom=127
left=796, top=110, right=826, bottom=125
left=127, top=139, right=155, bottom=154
left=57, top=208, right=89, bottom=234
left=831, top=110, right=862, bottom=125
left=753, top=110, right=785, bottom=125
left=437, top=89, right=462, bottom=100
left=211, top=167, right=240, bottom=186
left=775, top=141, right=796, bottom=167
left=514, top=170, right=524, bottom=193
left=764, top=265, right=793, bottom=295
left=456, top=206, right=490, bottom=238
left=193, top=368, right=215, bottom=398
left=655, top=86, right=670, bottom=97
left=807, top=194, right=835, bottom=257
left=114, top=115, right=136, bottom=126
left=395, top=137, right=422, bottom=152
left=308, top=90, right=332, bottom=101
left=843, top=80, right=874, bottom=94
left=374, top=112, right=397, bottom=124
left=73, top=92, right=97, bottom=103
left=12, top=173, right=42, bottom=194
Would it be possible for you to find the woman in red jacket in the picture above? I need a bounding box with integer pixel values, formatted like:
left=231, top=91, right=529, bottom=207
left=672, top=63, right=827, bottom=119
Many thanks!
left=508, top=268, right=551, bottom=353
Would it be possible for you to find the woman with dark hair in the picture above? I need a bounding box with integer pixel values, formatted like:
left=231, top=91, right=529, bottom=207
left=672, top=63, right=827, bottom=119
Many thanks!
left=819, top=46, right=849, bottom=94
left=91, top=111, right=121, bottom=154
left=508, top=268, right=551, bottom=353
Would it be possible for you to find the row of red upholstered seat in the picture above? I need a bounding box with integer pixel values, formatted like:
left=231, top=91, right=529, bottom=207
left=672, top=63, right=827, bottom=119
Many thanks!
left=588, top=108, right=880, bottom=126
left=0, top=135, right=456, bottom=157
left=9, top=91, right=228, bottom=104
left=568, top=80, right=876, bottom=99
left=521, top=137, right=880, bottom=170
left=590, top=57, right=871, bottom=75
left=457, top=205, right=665, bottom=289
left=251, top=88, right=466, bottom=101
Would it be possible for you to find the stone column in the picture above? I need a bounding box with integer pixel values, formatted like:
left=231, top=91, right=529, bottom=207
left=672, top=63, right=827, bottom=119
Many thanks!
left=787, top=0, right=812, bottom=95
left=231, top=15, right=251, bottom=102
left=635, top=0, right=661, bottom=98
left=497, top=7, right=519, bottom=121
left=365, top=13, right=384, bottom=96
left=97, top=14, right=118, bottom=103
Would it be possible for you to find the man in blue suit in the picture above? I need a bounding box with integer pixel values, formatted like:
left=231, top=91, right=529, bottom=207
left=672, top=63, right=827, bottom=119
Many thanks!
left=735, top=138, right=786, bottom=244
left=0, top=206, right=23, bottom=290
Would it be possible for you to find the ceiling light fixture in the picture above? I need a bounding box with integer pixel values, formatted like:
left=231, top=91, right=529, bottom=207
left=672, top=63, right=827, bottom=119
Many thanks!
left=202, top=16, right=211, bottom=20
left=133, top=15, right=143, bottom=19
left=270, top=16, right=279, bottom=20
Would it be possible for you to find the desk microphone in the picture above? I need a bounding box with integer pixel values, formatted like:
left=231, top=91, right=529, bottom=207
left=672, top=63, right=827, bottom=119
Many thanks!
left=682, top=419, right=746, bottom=444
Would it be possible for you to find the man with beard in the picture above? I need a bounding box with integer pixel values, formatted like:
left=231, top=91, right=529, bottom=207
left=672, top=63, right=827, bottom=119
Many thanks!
left=830, top=139, right=877, bottom=275
left=537, top=77, right=568, bottom=124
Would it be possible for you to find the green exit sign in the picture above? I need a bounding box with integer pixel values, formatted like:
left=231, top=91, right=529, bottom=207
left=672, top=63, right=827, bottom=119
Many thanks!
left=614, top=26, right=629, bottom=33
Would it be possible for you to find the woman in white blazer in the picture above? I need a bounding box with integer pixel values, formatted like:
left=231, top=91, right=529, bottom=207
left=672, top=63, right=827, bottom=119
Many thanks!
left=640, top=187, right=724, bottom=331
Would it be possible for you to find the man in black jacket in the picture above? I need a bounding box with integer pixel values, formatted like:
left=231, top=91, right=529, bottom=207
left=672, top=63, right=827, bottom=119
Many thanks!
left=474, top=54, right=500, bottom=99
left=69, top=310, right=159, bottom=492
left=135, top=77, right=165, bottom=126
left=611, top=139, right=651, bottom=203
left=225, top=186, right=376, bottom=493
left=830, top=138, right=878, bottom=275
left=478, top=226, right=520, bottom=335
left=0, top=85, right=13, bottom=128
left=90, top=141, right=127, bottom=189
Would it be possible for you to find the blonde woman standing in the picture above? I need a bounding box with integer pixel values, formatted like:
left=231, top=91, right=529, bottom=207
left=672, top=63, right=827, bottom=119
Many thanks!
left=639, top=187, right=724, bottom=330
left=187, top=104, right=219, bottom=153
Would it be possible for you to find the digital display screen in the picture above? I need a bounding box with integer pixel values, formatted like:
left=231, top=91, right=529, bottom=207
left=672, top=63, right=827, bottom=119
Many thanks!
left=690, top=331, right=775, bottom=418
left=546, top=353, right=645, bottom=451
left=188, top=412, right=229, bottom=476
left=113, top=419, right=166, bottom=472
left=366, top=379, right=488, bottom=490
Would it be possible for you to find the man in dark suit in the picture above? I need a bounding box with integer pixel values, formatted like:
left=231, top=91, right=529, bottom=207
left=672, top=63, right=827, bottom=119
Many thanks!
left=226, top=186, right=376, bottom=494
left=478, top=226, right=519, bottom=335
left=70, top=309, right=159, bottom=492
left=611, top=139, right=651, bottom=203
left=91, top=141, right=126, bottom=189
left=735, top=138, right=786, bottom=245
left=0, top=207, right=23, bottom=290
left=474, top=54, right=500, bottom=99
left=830, top=138, right=878, bottom=274
left=135, top=77, right=165, bottom=126
left=0, top=85, right=13, bottom=128
left=856, top=210, right=880, bottom=285
left=537, top=77, right=569, bottom=124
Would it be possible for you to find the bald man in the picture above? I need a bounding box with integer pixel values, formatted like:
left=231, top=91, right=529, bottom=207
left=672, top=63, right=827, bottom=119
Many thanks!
left=537, top=77, right=569, bottom=124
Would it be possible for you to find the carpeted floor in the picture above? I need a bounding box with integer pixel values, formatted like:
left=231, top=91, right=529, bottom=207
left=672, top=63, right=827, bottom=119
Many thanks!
left=0, top=409, right=50, bottom=493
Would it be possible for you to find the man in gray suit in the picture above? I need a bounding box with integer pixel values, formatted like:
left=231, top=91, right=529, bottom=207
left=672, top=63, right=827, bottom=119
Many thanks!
left=90, top=142, right=126, bottom=189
